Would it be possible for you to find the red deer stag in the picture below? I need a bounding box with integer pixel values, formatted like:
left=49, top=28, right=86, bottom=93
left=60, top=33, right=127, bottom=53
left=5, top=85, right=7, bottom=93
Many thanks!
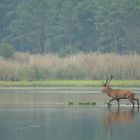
left=101, top=75, right=139, bottom=108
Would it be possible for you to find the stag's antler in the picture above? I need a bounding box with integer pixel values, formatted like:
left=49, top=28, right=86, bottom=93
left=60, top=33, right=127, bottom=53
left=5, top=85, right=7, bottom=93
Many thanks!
left=102, top=74, right=113, bottom=86
left=107, top=74, right=113, bottom=85
left=103, top=74, right=113, bottom=86
left=102, top=77, right=108, bottom=86
left=104, top=78, right=109, bottom=86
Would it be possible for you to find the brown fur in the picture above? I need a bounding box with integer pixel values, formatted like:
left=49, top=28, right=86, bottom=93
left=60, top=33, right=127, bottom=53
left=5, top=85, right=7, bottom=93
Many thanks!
left=102, top=85, right=139, bottom=107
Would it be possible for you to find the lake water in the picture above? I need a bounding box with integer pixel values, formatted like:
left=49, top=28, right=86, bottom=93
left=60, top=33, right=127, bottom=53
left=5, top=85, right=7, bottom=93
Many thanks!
left=0, top=87, right=140, bottom=140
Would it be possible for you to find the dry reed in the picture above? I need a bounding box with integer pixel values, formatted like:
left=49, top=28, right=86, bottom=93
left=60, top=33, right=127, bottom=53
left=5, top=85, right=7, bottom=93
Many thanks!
left=0, top=52, right=139, bottom=80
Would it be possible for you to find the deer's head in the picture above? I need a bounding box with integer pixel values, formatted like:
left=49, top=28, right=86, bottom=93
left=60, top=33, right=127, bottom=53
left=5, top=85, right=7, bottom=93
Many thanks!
left=101, top=75, right=113, bottom=93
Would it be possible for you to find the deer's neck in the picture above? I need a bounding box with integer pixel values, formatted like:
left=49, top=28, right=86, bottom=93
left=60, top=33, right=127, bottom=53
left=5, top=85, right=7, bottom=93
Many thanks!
left=106, top=87, right=113, bottom=97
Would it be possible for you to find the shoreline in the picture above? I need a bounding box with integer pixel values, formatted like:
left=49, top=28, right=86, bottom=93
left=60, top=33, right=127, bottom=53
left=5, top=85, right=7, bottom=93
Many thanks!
left=0, top=87, right=140, bottom=108
left=0, top=80, right=140, bottom=87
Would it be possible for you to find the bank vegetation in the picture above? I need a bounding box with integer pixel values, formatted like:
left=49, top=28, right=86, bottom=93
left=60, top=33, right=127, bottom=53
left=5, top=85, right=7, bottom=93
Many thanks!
left=0, top=53, right=139, bottom=81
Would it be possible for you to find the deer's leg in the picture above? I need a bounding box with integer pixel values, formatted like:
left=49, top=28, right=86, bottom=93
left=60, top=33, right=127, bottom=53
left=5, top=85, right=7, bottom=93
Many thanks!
left=128, top=98, right=135, bottom=108
left=116, top=99, right=120, bottom=108
left=133, top=98, right=139, bottom=108
left=137, top=98, right=139, bottom=108
left=108, top=98, right=116, bottom=107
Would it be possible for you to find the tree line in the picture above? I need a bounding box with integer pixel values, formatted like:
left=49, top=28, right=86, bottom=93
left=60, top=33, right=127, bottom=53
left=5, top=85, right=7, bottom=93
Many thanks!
left=0, top=0, right=140, bottom=57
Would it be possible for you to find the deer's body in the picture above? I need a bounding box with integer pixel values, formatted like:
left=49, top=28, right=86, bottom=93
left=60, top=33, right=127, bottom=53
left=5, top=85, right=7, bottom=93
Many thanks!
left=103, top=86, right=135, bottom=99
left=101, top=75, right=139, bottom=108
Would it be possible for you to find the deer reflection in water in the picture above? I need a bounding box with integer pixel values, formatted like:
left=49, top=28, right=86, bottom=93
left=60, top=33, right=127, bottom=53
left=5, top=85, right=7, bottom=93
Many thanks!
left=104, top=107, right=139, bottom=140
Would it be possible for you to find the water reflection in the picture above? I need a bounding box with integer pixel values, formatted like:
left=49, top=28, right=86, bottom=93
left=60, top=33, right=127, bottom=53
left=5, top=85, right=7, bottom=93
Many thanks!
left=104, top=107, right=139, bottom=140
left=0, top=107, right=140, bottom=140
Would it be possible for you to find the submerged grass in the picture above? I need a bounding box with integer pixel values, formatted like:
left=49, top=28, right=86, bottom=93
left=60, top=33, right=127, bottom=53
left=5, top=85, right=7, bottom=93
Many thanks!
left=68, top=102, right=96, bottom=106
left=0, top=80, right=139, bottom=87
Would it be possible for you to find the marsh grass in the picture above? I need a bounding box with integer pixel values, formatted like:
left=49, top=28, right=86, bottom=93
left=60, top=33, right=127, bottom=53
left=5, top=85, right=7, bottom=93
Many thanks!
left=0, top=52, right=140, bottom=80
left=0, top=80, right=139, bottom=87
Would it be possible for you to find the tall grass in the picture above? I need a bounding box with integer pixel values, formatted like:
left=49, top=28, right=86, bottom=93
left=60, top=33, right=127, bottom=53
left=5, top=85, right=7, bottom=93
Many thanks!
left=0, top=53, right=140, bottom=80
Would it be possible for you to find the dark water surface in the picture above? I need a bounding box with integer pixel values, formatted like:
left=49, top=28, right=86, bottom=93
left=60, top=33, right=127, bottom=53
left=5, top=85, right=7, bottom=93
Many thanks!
left=0, top=107, right=140, bottom=140
left=0, top=87, right=140, bottom=140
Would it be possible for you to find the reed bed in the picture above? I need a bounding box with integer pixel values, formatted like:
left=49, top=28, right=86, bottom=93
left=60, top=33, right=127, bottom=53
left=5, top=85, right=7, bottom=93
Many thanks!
left=0, top=53, right=139, bottom=80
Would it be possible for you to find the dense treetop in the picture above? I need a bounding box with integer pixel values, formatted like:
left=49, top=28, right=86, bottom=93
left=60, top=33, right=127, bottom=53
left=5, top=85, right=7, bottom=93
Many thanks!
left=0, top=0, right=140, bottom=55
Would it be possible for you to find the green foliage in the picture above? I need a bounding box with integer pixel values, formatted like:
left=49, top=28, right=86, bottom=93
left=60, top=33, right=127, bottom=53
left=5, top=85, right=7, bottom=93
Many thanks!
left=19, top=67, right=33, bottom=81
left=0, top=67, right=18, bottom=81
left=0, top=43, right=15, bottom=58
left=19, top=66, right=50, bottom=81
left=0, top=0, right=140, bottom=54
left=95, top=0, right=140, bottom=53
left=52, top=66, right=88, bottom=80
left=58, top=45, right=79, bottom=57
left=0, top=0, right=17, bottom=42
